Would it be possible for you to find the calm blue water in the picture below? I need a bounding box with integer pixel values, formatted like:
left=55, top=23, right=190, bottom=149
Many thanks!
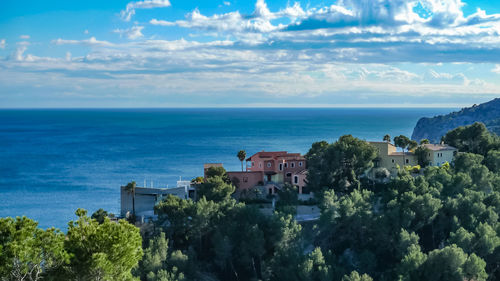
left=0, top=108, right=454, bottom=229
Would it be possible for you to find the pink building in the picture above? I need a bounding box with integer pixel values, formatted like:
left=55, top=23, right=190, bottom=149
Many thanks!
left=215, top=151, right=308, bottom=196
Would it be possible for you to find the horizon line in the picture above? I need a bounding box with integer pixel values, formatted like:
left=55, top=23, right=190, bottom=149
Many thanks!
left=0, top=104, right=468, bottom=109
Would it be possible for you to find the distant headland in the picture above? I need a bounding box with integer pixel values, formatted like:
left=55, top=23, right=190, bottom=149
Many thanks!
left=412, top=98, right=500, bottom=143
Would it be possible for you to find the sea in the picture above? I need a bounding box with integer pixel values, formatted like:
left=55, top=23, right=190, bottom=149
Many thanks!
left=0, top=108, right=454, bottom=229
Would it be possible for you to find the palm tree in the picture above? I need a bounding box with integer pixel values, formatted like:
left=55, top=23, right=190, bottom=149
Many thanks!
left=125, top=181, right=137, bottom=219
left=394, top=135, right=410, bottom=166
left=420, top=139, right=430, bottom=145
left=237, top=150, right=247, bottom=172
left=383, top=134, right=391, bottom=143
left=408, top=140, right=418, bottom=151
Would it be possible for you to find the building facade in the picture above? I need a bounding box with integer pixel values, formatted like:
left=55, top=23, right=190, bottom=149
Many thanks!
left=206, top=151, right=308, bottom=197
left=120, top=180, right=195, bottom=219
left=369, top=142, right=418, bottom=174
left=421, top=144, right=457, bottom=166
left=369, top=141, right=457, bottom=175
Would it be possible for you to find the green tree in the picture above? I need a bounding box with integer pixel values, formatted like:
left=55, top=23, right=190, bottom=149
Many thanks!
left=397, top=243, right=427, bottom=281
left=91, top=208, right=109, bottom=224
left=394, top=135, right=417, bottom=166
left=137, top=232, right=187, bottom=281
left=125, top=181, right=137, bottom=220
left=0, top=217, right=68, bottom=281
left=443, top=122, right=500, bottom=156
left=276, top=183, right=298, bottom=215
left=383, top=134, right=391, bottom=143
left=60, top=209, right=143, bottom=281
left=306, top=136, right=377, bottom=194
left=191, top=176, right=204, bottom=184
left=299, top=248, right=333, bottom=281
left=237, top=150, right=247, bottom=172
left=414, top=145, right=431, bottom=167
left=265, top=214, right=304, bottom=281
left=154, top=195, right=196, bottom=248
left=420, top=245, right=487, bottom=281
left=420, top=139, right=430, bottom=145
left=485, top=149, right=500, bottom=172
left=318, top=189, right=383, bottom=275
left=197, top=176, right=235, bottom=202
left=205, top=166, right=230, bottom=183
left=341, top=271, right=373, bottom=281
left=453, top=152, right=484, bottom=173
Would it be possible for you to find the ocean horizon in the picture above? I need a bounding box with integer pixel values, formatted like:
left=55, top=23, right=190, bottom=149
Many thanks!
left=0, top=107, right=456, bottom=229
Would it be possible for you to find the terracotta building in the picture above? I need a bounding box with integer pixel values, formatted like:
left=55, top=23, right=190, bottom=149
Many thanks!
left=205, top=151, right=308, bottom=196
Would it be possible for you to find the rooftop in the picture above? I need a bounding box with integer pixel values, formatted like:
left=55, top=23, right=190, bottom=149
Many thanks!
left=422, top=144, right=457, bottom=151
left=246, top=151, right=305, bottom=161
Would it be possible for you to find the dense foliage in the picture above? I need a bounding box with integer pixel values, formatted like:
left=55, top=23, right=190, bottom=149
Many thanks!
left=305, top=135, right=378, bottom=195
left=1, top=124, right=499, bottom=281
left=443, top=122, right=500, bottom=157
left=0, top=210, right=142, bottom=281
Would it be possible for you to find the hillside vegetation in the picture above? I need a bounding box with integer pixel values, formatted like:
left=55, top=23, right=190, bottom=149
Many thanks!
left=412, top=98, right=500, bottom=143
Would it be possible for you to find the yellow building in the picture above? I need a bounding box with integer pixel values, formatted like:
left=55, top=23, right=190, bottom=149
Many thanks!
left=369, top=141, right=458, bottom=176
left=369, top=141, right=418, bottom=175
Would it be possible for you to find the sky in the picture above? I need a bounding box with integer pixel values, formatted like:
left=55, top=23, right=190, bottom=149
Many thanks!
left=1, top=0, right=500, bottom=108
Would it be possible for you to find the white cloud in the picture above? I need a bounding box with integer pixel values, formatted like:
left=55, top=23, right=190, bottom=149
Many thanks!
left=3, top=0, right=500, bottom=107
left=0, top=39, right=5, bottom=49
left=20, top=35, right=30, bottom=39
left=150, top=19, right=175, bottom=26
left=52, top=37, right=114, bottom=47
left=149, top=0, right=500, bottom=58
left=493, top=65, right=500, bottom=74
left=223, top=1, right=230, bottom=6
left=151, top=7, right=281, bottom=35
left=121, top=0, right=171, bottom=21
left=114, top=26, right=145, bottom=40
left=11, top=45, right=27, bottom=61
left=84, top=30, right=89, bottom=34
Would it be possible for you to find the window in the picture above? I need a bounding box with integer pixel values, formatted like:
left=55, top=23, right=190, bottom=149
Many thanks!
left=299, top=161, right=303, bottom=167
left=284, top=163, right=288, bottom=168
left=294, top=176, right=299, bottom=184
left=259, top=163, right=262, bottom=168
left=267, top=162, right=272, bottom=168
left=252, top=161, right=255, bottom=167
left=391, top=159, right=395, bottom=163
left=286, top=172, right=292, bottom=177
left=243, top=177, right=248, bottom=183
left=279, top=163, right=283, bottom=171
left=291, top=162, right=295, bottom=168
left=406, top=159, right=409, bottom=164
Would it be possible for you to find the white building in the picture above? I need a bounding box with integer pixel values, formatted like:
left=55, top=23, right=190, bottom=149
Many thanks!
left=422, top=144, right=458, bottom=167
left=120, top=180, right=195, bottom=219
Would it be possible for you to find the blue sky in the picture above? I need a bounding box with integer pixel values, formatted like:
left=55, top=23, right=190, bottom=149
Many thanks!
left=1, top=0, right=500, bottom=107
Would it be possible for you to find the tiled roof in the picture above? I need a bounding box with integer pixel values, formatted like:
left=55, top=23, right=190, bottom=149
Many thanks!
left=422, top=144, right=457, bottom=151
left=388, top=152, right=413, bottom=156
left=247, top=151, right=305, bottom=161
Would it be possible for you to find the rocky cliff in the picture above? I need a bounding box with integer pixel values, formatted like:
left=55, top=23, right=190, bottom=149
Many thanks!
left=411, top=98, right=500, bottom=143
